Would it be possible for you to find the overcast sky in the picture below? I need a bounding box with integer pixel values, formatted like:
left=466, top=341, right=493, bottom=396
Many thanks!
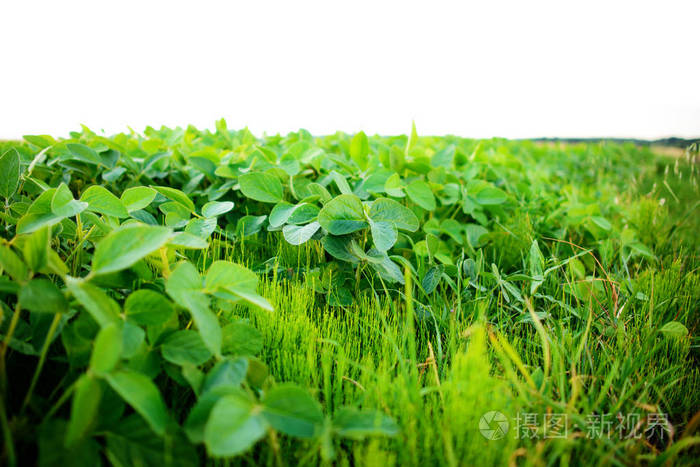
left=1, top=0, right=698, bottom=139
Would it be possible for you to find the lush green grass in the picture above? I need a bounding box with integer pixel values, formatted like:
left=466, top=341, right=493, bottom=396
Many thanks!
left=0, top=129, right=698, bottom=466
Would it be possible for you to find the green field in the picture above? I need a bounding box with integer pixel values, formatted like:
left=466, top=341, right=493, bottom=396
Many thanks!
left=0, top=123, right=698, bottom=466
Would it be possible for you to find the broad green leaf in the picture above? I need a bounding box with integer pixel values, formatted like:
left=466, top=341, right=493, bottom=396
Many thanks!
left=120, top=187, right=157, bottom=212
left=282, top=221, right=320, bottom=245
left=17, top=188, right=62, bottom=234
left=201, top=201, right=234, bottom=218
left=66, top=143, right=102, bottom=165
left=184, top=387, right=244, bottom=443
left=151, top=186, right=195, bottom=212
left=205, top=261, right=258, bottom=294
left=591, top=216, right=612, bottom=231
left=80, top=186, right=129, bottom=218
left=105, top=371, right=169, bottom=437
left=421, top=265, right=443, bottom=294
left=318, top=194, right=367, bottom=235
left=369, top=198, right=419, bottom=232
left=168, top=232, right=209, bottom=249
left=90, top=323, right=123, bottom=374
left=660, top=321, right=689, bottom=338
left=384, top=173, right=405, bottom=198
left=465, top=224, right=489, bottom=248
left=65, top=277, right=121, bottom=327
left=185, top=217, right=217, bottom=238
left=161, top=330, right=212, bottom=366
left=204, top=392, right=267, bottom=457
left=369, top=219, right=397, bottom=251
left=262, top=384, right=323, bottom=438
left=92, top=224, right=171, bottom=275
left=0, top=148, right=21, bottom=199
left=167, top=262, right=222, bottom=356
left=22, top=225, right=50, bottom=272
left=268, top=202, right=296, bottom=228
left=287, top=203, right=320, bottom=225
left=321, top=235, right=359, bottom=263
left=332, top=407, right=398, bottom=439
left=104, top=415, right=198, bottom=467
left=201, top=358, right=248, bottom=394
left=349, top=131, right=369, bottom=170
left=473, top=186, right=507, bottom=205
left=222, top=322, right=263, bottom=356
left=406, top=180, right=436, bottom=211
left=51, top=183, right=87, bottom=218
left=124, top=289, right=174, bottom=326
left=239, top=172, right=283, bottom=203
left=0, top=244, right=28, bottom=282
left=18, top=279, right=67, bottom=314
left=65, top=375, right=102, bottom=447
left=431, top=145, right=455, bottom=168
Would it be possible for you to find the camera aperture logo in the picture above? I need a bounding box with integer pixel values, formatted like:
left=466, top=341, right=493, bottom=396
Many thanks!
left=479, top=411, right=509, bottom=440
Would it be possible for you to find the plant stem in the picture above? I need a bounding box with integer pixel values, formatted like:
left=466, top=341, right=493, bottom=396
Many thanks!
left=20, top=313, right=62, bottom=415
left=0, top=397, right=15, bottom=467
left=0, top=303, right=22, bottom=396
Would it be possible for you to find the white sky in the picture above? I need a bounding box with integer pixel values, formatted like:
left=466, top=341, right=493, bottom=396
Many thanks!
left=1, top=0, right=699, bottom=140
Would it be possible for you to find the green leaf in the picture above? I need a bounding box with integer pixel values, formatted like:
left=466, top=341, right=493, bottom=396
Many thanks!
left=369, top=198, right=419, bottom=232
left=465, top=224, right=489, bottom=248
left=349, top=131, right=369, bottom=170
left=384, top=173, right=405, bottom=198
left=201, top=357, right=248, bottom=394
left=406, top=180, right=436, bottom=211
left=22, top=225, right=50, bottom=272
left=185, top=218, right=217, bottom=239
left=18, top=279, right=68, bottom=314
left=205, top=261, right=258, bottom=294
left=239, top=172, right=283, bottom=203
left=591, top=216, right=612, bottom=231
left=161, top=330, right=212, bottom=366
left=66, top=143, right=102, bottom=165
left=151, top=186, right=195, bottom=212
left=80, top=186, right=129, bottom=218
left=17, top=188, right=63, bottom=234
left=369, top=219, right=397, bottom=251
left=421, top=265, right=443, bottom=294
left=0, top=148, right=21, bottom=199
left=105, top=370, right=169, bottom=437
left=222, top=322, right=263, bottom=356
left=332, top=407, right=398, bottom=439
left=92, top=224, right=171, bottom=275
left=282, top=221, right=320, bottom=245
left=262, top=384, right=323, bottom=438
left=202, top=201, right=234, bottom=218
left=104, top=415, right=198, bottom=467
left=318, top=194, right=367, bottom=235
left=124, top=290, right=174, bottom=326
left=204, top=392, right=268, bottom=457
left=65, top=375, right=102, bottom=447
left=65, top=276, right=121, bottom=327
left=120, top=187, right=157, bottom=212
left=168, top=232, right=210, bottom=249
left=167, top=262, right=222, bottom=356
left=321, top=235, right=359, bottom=263
left=474, top=186, right=507, bottom=205
left=90, top=323, right=123, bottom=374
left=268, top=202, right=297, bottom=228
left=660, top=321, right=689, bottom=338
left=0, top=244, right=28, bottom=282
left=51, top=183, right=87, bottom=218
